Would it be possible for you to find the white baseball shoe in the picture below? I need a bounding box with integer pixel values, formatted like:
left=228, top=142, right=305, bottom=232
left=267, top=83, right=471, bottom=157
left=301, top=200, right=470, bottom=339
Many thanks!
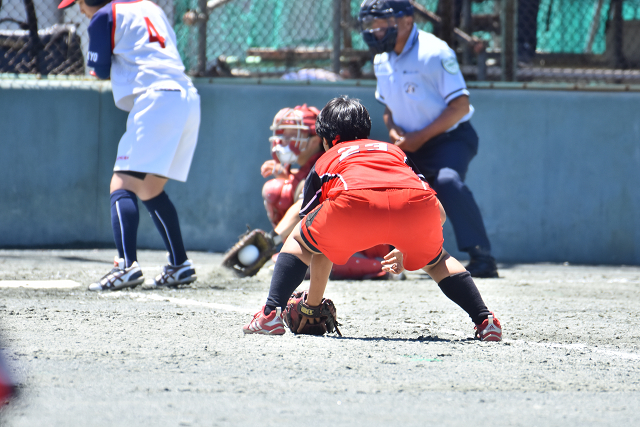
left=243, top=306, right=285, bottom=335
left=151, top=255, right=197, bottom=287
left=474, top=313, right=502, bottom=341
left=89, top=257, right=144, bottom=291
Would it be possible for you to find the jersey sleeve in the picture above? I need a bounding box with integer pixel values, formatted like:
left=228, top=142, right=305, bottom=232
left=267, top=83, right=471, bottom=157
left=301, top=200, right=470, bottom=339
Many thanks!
left=405, top=156, right=428, bottom=182
left=87, top=7, right=113, bottom=79
left=436, top=47, right=469, bottom=104
left=373, top=53, right=390, bottom=105
left=299, top=165, right=323, bottom=218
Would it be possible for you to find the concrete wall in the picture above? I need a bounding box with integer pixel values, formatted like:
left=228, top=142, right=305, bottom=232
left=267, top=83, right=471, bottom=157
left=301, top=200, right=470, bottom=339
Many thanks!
left=1, top=78, right=639, bottom=265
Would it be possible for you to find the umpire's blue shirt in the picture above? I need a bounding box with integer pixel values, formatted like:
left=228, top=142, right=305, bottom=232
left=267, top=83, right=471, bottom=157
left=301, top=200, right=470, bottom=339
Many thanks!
left=374, top=25, right=474, bottom=133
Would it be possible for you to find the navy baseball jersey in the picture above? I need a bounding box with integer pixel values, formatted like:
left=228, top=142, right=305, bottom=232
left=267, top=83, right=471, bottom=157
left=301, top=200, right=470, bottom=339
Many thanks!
left=87, top=0, right=193, bottom=111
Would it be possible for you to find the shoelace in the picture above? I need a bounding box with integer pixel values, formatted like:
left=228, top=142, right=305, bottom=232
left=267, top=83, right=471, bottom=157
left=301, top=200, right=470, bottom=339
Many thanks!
left=100, top=267, right=122, bottom=281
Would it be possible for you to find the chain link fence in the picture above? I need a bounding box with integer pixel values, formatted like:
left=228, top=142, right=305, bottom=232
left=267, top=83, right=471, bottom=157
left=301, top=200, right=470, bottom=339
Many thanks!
left=2, top=0, right=639, bottom=83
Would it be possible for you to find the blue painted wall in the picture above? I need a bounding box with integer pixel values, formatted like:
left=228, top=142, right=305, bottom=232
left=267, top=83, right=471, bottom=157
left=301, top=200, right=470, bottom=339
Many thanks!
left=1, top=78, right=639, bottom=265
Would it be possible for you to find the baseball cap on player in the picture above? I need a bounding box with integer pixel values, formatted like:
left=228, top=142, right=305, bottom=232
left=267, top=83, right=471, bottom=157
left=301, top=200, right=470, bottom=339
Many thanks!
left=358, top=0, right=414, bottom=54
left=58, top=0, right=106, bottom=9
left=269, top=104, right=320, bottom=165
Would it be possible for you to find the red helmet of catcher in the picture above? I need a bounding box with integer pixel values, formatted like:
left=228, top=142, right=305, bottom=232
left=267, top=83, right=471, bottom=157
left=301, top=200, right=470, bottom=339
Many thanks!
left=269, top=104, right=320, bottom=165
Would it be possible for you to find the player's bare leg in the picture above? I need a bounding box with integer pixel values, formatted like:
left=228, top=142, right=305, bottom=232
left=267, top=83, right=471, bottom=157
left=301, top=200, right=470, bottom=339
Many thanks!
left=306, top=253, right=333, bottom=305
left=279, top=225, right=333, bottom=331
left=381, top=248, right=501, bottom=341
left=243, top=224, right=331, bottom=335
left=110, top=172, right=168, bottom=200
left=273, top=199, right=303, bottom=241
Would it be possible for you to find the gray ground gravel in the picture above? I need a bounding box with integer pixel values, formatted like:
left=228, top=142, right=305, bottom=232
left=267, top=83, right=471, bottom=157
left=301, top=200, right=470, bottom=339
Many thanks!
left=0, top=249, right=639, bottom=426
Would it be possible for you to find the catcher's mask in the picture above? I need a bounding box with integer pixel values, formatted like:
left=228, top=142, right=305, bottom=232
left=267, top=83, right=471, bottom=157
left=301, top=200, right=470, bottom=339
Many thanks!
left=358, top=0, right=414, bottom=54
left=269, top=104, right=319, bottom=166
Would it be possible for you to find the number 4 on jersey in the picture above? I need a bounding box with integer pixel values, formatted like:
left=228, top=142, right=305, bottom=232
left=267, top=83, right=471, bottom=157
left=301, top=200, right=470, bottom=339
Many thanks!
left=144, top=17, right=165, bottom=48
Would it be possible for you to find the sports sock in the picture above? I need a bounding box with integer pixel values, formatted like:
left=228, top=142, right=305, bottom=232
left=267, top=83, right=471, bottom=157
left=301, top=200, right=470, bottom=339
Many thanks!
left=110, top=190, right=139, bottom=268
left=437, top=271, right=491, bottom=325
left=141, top=191, right=187, bottom=266
left=264, top=253, right=308, bottom=314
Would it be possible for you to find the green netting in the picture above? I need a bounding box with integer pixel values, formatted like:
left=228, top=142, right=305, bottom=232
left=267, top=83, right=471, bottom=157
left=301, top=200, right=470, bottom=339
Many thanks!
left=537, top=0, right=606, bottom=54
left=170, top=0, right=640, bottom=79
left=535, top=0, right=640, bottom=55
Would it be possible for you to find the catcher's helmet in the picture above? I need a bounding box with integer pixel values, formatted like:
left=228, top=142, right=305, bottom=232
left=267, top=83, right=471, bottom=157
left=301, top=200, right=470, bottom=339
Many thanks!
left=358, top=0, right=414, bottom=54
left=269, top=104, right=320, bottom=165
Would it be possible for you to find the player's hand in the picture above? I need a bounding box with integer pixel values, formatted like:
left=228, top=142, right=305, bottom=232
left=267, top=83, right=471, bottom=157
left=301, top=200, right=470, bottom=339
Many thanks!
left=260, top=160, right=286, bottom=178
left=381, top=249, right=405, bottom=274
left=389, top=127, right=404, bottom=144
left=394, top=131, right=425, bottom=153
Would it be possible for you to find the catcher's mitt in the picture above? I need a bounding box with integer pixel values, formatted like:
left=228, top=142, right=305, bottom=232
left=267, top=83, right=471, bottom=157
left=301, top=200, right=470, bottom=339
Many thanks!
left=221, top=228, right=277, bottom=277
left=283, top=290, right=342, bottom=336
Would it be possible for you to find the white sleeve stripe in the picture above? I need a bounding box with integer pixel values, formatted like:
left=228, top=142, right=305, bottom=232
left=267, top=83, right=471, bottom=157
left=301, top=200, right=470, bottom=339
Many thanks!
left=300, top=190, right=322, bottom=214
left=444, top=88, right=469, bottom=103
left=301, top=173, right=348, bottom=214
left=318, top=173, right=348, bottom=191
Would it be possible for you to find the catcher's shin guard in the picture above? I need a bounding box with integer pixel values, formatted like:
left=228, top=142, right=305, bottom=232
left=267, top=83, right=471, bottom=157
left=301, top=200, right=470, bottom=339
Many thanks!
left=330, top=254, right=387, bottom=280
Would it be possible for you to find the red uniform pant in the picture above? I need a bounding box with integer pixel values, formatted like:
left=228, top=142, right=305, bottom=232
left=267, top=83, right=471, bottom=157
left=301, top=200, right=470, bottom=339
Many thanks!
left=300, top=188, right=443, bottom=271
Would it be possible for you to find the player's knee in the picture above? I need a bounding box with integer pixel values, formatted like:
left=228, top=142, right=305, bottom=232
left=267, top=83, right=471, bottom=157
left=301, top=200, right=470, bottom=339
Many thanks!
left=434, top=168, right=463, bottom=191
left=262, top=178, right=285, bottom=203
left=262, top=178, right=294, bottom=206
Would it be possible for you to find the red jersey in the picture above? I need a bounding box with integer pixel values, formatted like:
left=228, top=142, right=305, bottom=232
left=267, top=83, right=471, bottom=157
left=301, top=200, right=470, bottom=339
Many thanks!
left=300, top=139, right=430, bottom=217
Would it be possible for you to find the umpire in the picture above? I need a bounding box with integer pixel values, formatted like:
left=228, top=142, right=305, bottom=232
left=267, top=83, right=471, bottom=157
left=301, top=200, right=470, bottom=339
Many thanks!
left=359, top=0, right=497, bottom=278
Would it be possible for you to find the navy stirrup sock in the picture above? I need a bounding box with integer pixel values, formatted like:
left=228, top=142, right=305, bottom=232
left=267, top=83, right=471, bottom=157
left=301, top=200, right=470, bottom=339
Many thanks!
left=110, top=190, right=139, bottom=268
left=438, top=271, right=491, bottom=325
left=141, top=191, right=187, bottom=266
left=264, top=253, right=309, bottom=314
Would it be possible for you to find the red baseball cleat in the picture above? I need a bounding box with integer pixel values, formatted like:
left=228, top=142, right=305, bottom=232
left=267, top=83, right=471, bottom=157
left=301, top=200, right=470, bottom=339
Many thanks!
left=243, top=306, right=285, bottom=335
left=475, top=313, right=502, bottom=341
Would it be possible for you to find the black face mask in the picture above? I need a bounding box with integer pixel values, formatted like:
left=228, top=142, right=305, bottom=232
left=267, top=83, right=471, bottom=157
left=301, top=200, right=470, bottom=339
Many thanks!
left=361, top=25, right=398, bottom=54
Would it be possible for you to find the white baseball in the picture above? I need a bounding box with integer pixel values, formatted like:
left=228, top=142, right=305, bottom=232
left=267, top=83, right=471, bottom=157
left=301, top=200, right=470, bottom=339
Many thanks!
left=238, top=244, right=260, bottom=266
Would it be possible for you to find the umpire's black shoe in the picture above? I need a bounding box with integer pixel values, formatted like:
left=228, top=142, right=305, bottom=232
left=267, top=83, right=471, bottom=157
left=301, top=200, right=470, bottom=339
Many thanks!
left=465, top=256, right=498, bottom=278
left=465, top=246, right=499, bottom=278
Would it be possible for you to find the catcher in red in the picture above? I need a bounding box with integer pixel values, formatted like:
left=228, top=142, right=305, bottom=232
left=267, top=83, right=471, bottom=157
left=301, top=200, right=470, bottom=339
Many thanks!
left=223, top=104, right=401, bottom=280
left=243, top=96, right=502, bottom=341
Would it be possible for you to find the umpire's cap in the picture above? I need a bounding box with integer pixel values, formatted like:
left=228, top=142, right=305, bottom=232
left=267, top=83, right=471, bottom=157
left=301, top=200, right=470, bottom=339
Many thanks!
left=359, top=0, right=414, bottom=19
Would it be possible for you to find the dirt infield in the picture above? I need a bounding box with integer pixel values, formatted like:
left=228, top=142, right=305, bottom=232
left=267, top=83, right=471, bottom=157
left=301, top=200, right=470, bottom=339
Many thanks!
left=1, top=249, right=639, bottom=426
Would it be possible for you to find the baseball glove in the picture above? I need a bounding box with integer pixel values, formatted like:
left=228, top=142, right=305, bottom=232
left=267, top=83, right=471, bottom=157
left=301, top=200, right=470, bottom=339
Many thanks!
left=221, top=228, right=277, bottom=277
left=283, top=290, right=342, bottom=336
